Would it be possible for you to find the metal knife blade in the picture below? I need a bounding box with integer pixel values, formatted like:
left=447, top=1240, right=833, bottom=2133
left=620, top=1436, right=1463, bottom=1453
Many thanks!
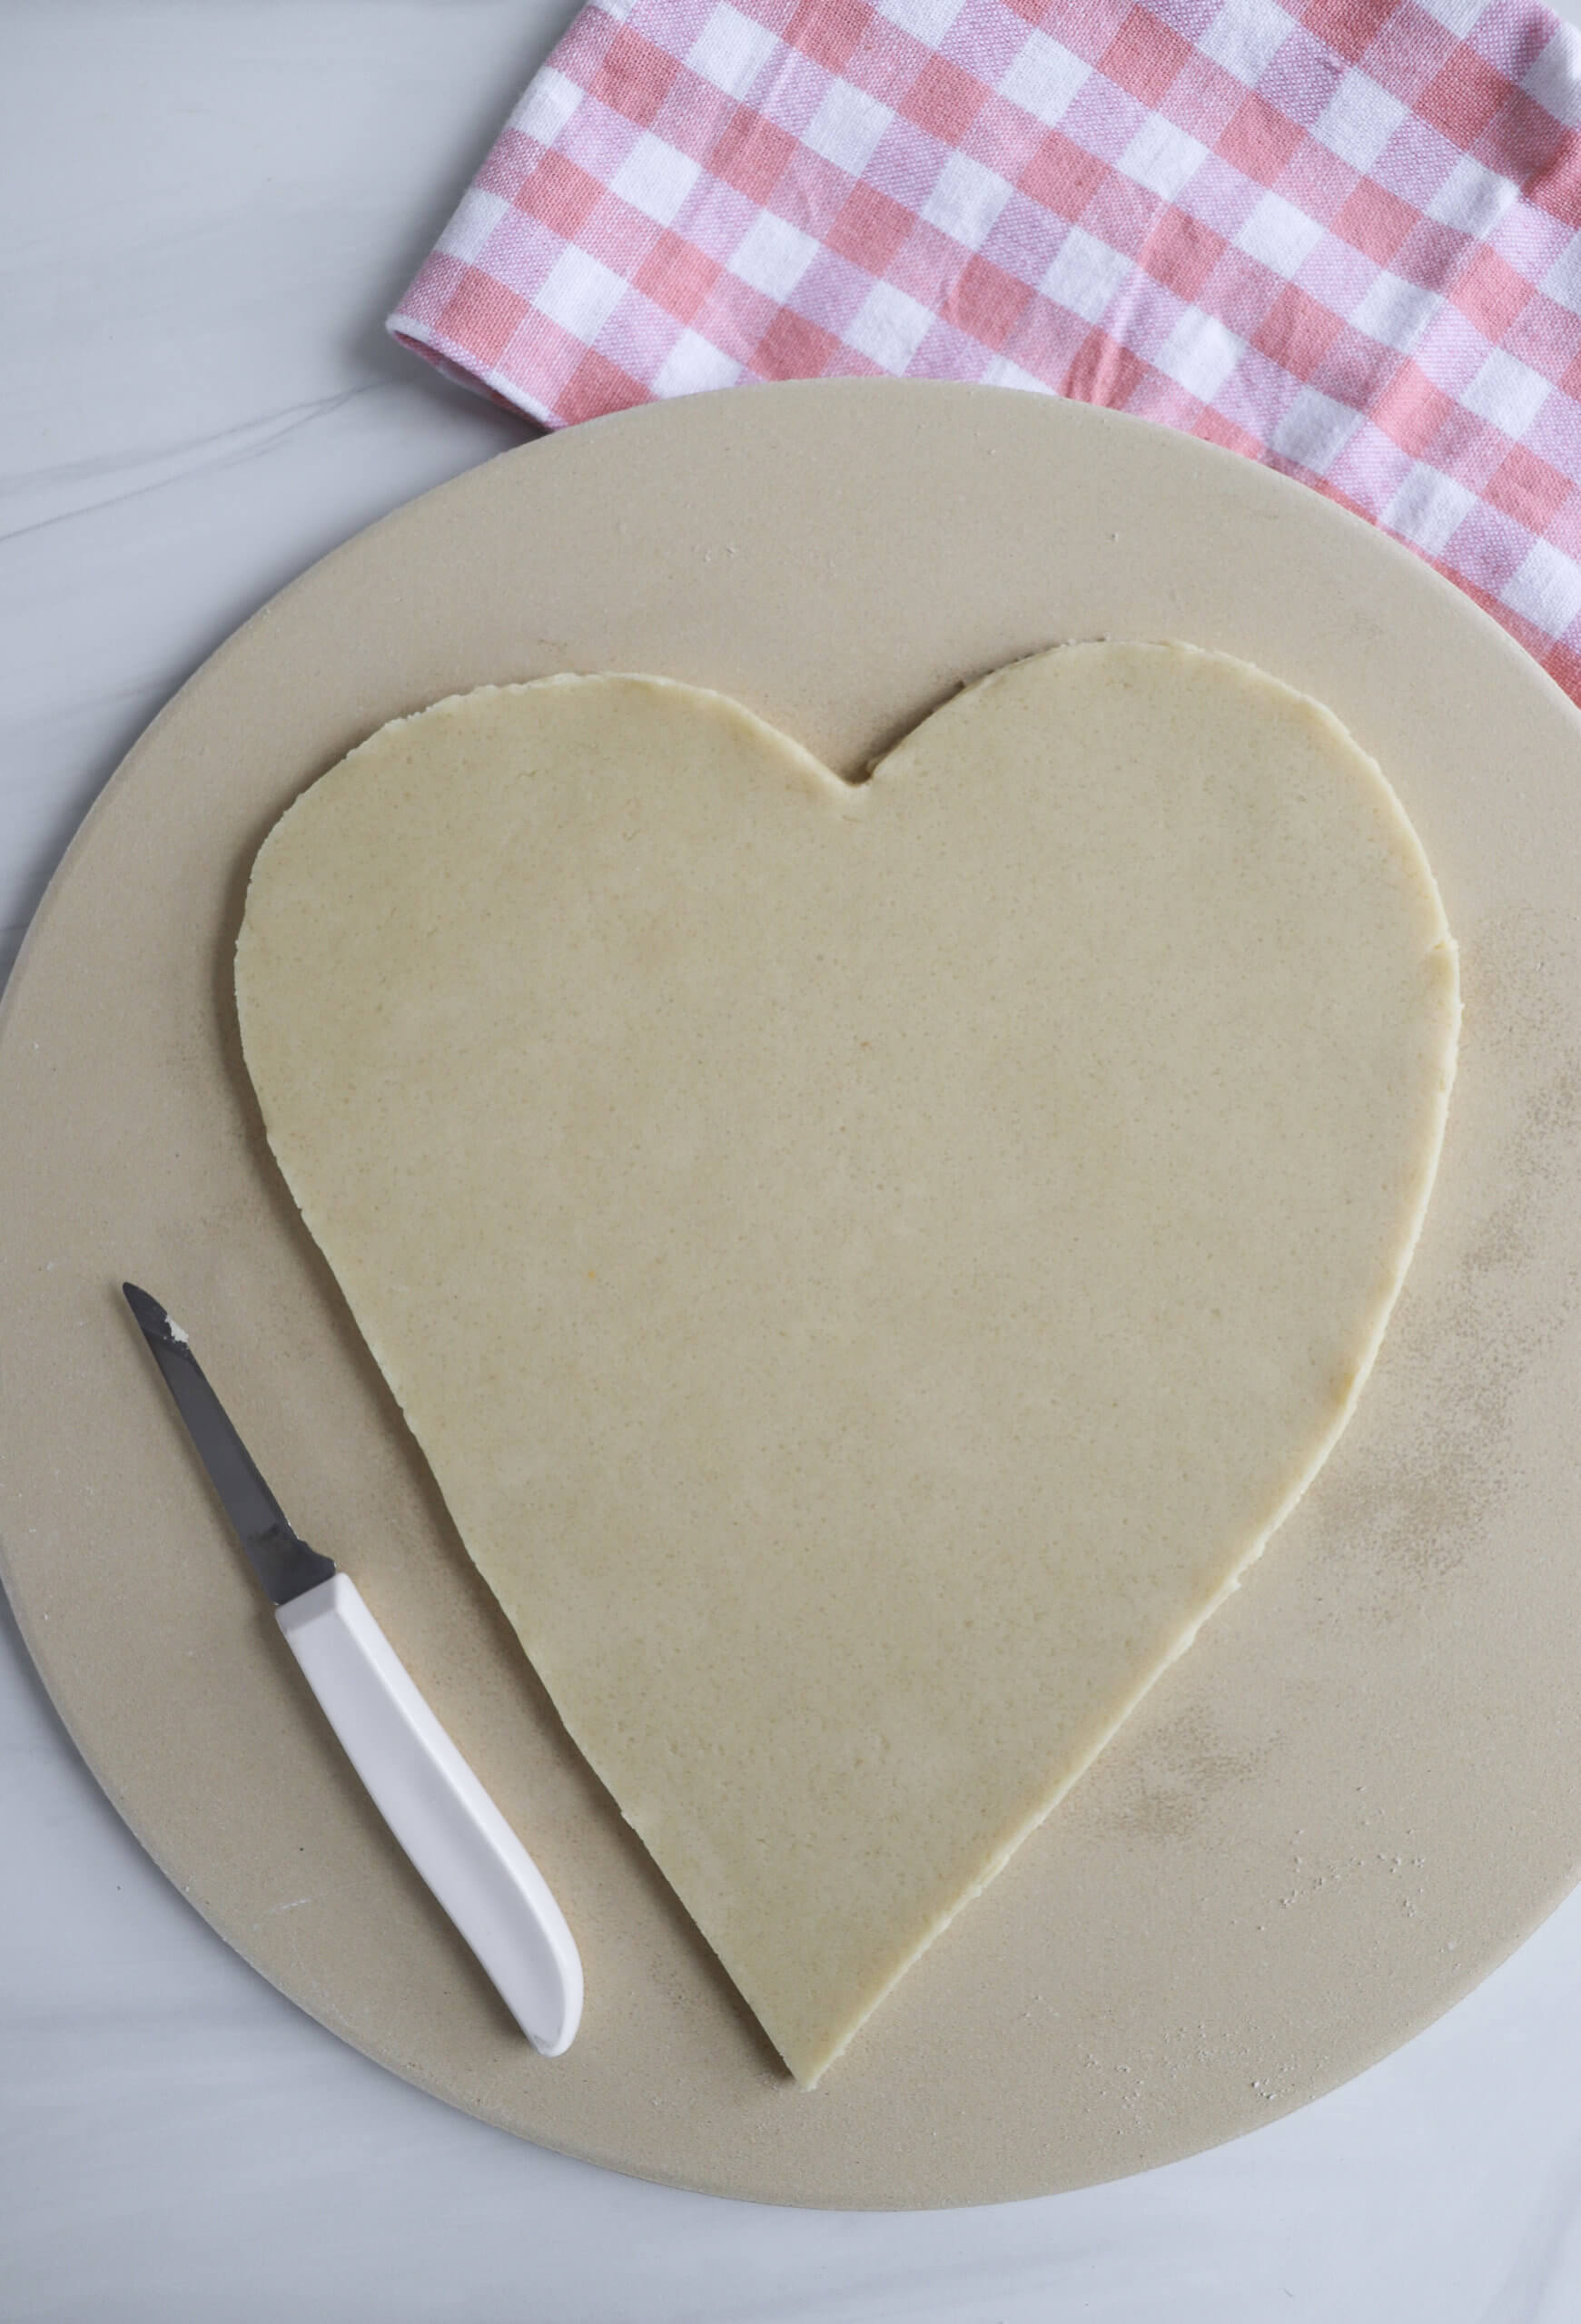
left=122, top=1282, right=336, bottom=1605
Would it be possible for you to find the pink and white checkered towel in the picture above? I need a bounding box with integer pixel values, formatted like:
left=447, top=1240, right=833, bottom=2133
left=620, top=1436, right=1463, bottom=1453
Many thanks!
left=390, top=0, right=1581, bottom=700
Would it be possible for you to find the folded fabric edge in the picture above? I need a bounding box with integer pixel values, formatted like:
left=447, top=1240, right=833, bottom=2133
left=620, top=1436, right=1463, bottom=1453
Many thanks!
left=387, top=314, right=556, bottom=430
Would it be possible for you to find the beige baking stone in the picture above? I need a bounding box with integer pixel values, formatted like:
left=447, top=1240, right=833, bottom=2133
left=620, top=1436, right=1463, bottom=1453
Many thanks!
left=233, top=649, right=1457, bottom=2086
left=1, top=381, right=1578, bottom=2204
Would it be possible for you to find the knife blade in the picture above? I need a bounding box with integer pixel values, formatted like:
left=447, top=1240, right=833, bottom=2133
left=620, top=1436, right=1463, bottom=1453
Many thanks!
left=123, top=1282, right=582, bottom=2056
left=123, top=1282, right=335, bottom=1605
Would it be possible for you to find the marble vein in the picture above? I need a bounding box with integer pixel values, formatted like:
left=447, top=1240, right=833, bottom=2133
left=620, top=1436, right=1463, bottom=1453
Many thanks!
left=0, top=385, right=391, bottom=549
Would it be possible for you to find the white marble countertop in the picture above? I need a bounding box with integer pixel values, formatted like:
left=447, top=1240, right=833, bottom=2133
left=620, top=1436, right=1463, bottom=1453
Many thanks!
left=7, top=7, right=1581, bottom=2317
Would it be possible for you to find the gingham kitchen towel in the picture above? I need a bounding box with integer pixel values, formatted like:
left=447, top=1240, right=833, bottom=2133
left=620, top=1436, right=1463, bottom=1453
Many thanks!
left=390, top=0, right=1581, bottom=698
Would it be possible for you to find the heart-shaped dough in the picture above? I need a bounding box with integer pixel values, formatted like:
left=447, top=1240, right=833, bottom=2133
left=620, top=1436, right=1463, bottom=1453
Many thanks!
left=236, top=645, right=1457, bottom=2084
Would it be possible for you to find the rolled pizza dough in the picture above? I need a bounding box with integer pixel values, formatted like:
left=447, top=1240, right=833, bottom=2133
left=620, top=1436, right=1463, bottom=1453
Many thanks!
left=234, top=644, right=1458, bottom=2084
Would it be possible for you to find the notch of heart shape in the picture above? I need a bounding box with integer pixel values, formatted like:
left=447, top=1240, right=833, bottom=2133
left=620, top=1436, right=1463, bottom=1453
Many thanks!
left=234, top=642, right=1458, bottom=2085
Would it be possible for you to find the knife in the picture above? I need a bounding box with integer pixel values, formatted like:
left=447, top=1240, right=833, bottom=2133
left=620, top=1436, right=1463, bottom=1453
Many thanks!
left=122, top=1282, right=582, bottom=2055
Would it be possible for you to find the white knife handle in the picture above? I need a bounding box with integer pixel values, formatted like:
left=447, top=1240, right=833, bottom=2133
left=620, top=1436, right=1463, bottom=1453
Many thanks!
left=275, top=1573, right=582, bottom=2055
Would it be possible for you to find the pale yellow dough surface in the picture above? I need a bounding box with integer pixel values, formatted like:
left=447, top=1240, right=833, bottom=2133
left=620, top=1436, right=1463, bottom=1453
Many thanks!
left=235, top=646, right=1458, bottom=2085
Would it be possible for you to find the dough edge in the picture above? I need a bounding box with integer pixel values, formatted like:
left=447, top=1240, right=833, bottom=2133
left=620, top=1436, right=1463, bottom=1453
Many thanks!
left=234, top=645, right=1461, bottom=2089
